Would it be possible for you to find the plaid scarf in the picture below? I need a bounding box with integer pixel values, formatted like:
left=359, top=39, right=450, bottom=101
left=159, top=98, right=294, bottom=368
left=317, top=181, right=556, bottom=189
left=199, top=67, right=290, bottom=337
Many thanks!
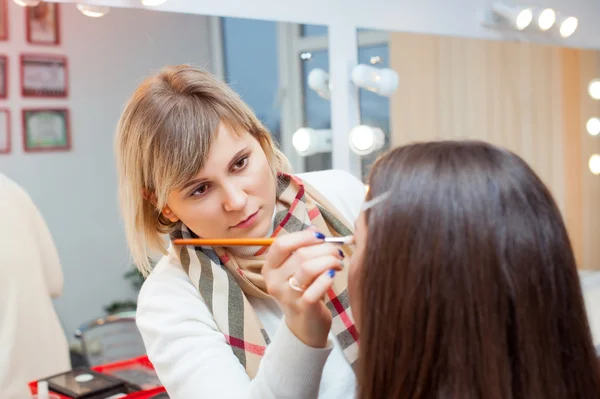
left=171, top=173, right=359, bottom=378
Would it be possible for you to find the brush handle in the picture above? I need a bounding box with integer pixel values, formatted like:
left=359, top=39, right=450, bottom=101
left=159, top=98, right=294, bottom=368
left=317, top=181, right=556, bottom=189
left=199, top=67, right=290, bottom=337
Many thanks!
left=172, top=236, right=351, bottom=246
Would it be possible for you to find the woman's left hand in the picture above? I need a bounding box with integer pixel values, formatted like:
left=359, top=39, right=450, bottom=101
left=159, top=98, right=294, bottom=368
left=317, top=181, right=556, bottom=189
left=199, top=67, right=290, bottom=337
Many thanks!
left=262, top=228, right=344, bottom=348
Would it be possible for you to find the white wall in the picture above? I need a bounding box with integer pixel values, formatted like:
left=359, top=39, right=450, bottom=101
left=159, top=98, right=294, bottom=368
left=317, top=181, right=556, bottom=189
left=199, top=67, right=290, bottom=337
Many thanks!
left=58, top=0, right=600, bottom=49
left=0, top=2, right=213, bottom=341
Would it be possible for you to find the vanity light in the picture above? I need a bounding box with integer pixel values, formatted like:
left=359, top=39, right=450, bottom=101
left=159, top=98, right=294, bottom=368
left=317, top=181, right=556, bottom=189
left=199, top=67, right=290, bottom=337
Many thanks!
left=483, top=3, right=533, bottom=31
left=558, top=15, right=578, bottom=38
left=13, top=0, right=40, bottom=6
left=587, top=118, right=600, bottom=136
left=351, top=64, right=399, bottom=97
left=349, top=125, right=385, bottom=156
left=76, top=4, right=110, bottom=17
left=292, top=128, right=332, bottom=156
left=307, top=69, right=331, bottom=100
left=589, top=154, right=600, bottom=175
left=589, top=79, right=600, bottom=100
left=536, top=8, right=556, bottom=31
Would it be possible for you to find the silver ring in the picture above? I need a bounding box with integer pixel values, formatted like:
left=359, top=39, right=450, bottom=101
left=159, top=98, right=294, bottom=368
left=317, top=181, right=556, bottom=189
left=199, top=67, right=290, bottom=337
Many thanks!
left=288, top=276, right=305, bottom=292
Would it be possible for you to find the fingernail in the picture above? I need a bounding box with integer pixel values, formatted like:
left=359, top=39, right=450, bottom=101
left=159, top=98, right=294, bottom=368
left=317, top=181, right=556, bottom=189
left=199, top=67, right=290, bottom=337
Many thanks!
left=328, top=269, right=336, bottom=278
left=338, top=249, right=345, bottom=258
left=314, top=232, right=325, bottom=240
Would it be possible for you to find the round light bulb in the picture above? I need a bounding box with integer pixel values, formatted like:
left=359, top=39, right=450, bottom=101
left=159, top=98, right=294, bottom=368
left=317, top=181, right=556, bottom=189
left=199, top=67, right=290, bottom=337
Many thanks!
left=515, top=8, right=533, bottom=30
left=537, top=8, right=556, bottom=31
left=292, top=128, right=311, bottom=154
left=13, top=0, right=40, bottom=6
left=589, top=79, right=600, bottom=100
left=307, top=69, right=331, bottom=100
left=587, top=118, right=600, bottom=136
left=350, top=125, right=376, bottom=153
left=141, top=0, right=168, bottom=6
left=590, top=154, right=600, bottom=175
left=559, top=16, right=578, bottom=38
left=76, top=4, right=110, bottom=17
left=349, top=125, right=386, bottom=155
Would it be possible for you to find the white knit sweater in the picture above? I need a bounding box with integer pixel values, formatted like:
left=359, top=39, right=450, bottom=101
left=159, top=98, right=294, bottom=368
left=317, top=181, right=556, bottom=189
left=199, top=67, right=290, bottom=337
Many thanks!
left=136, top=170, right=367, bottom=399
left=0, top=174, right=71, bottom=399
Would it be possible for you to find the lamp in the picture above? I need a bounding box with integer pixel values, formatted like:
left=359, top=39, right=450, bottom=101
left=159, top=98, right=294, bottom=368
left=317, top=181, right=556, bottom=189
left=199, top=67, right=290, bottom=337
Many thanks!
left=141, top=0, right=168, bottom=6
left=587, top=118, right=600, bottom=136
left=349, top=125, right=385, bottom=156
left=589, top=79, right=600, bottom=100
left=557, top=15, right=578, bottom=38
left=292, top=128, right=332, bottom=156
left=13, top=0, right=40, bottom=6
left=482, top=3, right=533, bottom=31
left=77, top=4, right=110, bottom=17
left=351, top=64, right=399, bottom=97
left=535, top=8, right=556, bottom=31
left=307, top=68, right=331, bottom=100
left=590, top=154, right=600, bottom=175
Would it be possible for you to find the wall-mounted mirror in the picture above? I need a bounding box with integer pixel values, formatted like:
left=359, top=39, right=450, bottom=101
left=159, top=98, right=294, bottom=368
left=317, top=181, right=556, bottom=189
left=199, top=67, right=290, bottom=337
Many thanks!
left=0, top=1, right=330, bottom=348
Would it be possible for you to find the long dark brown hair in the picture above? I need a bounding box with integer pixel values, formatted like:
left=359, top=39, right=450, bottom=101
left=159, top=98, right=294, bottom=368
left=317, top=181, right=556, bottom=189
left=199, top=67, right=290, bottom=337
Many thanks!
left=356, top=140, right=600, bottom=399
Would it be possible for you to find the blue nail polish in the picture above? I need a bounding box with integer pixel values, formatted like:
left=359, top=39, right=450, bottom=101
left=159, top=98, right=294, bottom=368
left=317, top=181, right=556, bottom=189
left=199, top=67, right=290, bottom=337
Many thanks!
left=328, top=269, right=336, bottom=278
left=338, top=249, right=345, bottom=258
left=314, top=232, right=325, bottom=240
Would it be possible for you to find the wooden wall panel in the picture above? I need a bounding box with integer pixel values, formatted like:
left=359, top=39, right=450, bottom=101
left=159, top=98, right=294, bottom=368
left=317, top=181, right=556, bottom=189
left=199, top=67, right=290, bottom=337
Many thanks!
left=389, top=32, right=600, bottom=269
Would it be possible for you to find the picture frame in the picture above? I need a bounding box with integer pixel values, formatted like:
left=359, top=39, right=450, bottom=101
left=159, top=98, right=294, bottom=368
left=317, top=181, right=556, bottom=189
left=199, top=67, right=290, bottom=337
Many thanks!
left=22, top=108, right=71, bottom=152
left=0, top=55, right=7, bottom=99
left=26, top=2, right=60, bottom=46
left=0, top=0, right=8, bottom=41
left=21, top=53, right=68, bottom=98
left=0, top=108, right=10, bottom=154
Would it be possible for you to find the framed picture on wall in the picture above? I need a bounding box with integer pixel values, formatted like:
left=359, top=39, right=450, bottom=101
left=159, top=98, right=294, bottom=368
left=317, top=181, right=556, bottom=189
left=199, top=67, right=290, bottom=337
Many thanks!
left=22, top=108, right=71, bottom=152
left=0, top=55, right=7, bottom=99
left=0, top=0, right=8, bottom=41
left=0, top=109, right=10, bottom=154
left=20, top=53, right=68, bottom=97
left=26, top=2, right=60, bottom=46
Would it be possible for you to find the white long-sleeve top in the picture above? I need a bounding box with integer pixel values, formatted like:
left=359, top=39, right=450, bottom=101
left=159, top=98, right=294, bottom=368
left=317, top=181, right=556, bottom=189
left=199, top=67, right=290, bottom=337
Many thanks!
left=136, top=170, right=366, bottom=399
left=0, top=174, right=71, bottom=399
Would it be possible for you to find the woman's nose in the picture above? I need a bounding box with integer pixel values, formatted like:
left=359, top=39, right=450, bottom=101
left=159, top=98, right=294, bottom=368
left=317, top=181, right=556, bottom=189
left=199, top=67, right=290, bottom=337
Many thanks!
left=222, top=183, right=248, bottom=212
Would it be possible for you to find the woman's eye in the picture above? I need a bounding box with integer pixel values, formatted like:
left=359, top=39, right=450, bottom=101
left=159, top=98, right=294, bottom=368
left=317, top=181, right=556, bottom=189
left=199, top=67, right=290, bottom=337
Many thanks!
left=233, top=156, right=249, bottom=170
left=192, top=184, right=209, bottom=197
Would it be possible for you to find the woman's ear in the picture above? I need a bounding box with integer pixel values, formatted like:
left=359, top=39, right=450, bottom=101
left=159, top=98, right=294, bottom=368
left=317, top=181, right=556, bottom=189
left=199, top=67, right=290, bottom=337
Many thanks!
left=162, top=206, right=180, bottom=223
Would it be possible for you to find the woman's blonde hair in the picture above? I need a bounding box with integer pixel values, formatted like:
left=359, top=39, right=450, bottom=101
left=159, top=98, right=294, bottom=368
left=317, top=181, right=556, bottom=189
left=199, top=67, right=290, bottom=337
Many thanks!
left=115, top=64, right=291, bottom=276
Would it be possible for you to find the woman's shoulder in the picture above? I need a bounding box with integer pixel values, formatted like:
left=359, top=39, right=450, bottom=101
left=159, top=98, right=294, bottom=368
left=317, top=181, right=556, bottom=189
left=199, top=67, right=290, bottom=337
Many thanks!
left=296, top=169, right=367, bottom=222
left=0, top=174, right=33, bottom=207
left=137, top=255, right=198, bottom=307
left=136, top=254, right=222, bottom=331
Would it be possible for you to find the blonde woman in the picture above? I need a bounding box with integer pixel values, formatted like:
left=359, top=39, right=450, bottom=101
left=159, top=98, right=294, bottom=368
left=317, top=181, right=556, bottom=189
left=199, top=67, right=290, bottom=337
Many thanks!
left=115, top=65, right=365, bottom=398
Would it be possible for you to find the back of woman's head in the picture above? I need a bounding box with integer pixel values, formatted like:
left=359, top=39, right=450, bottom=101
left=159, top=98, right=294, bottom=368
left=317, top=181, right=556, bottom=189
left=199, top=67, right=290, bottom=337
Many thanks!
left=356, top=140, right=600, bottom=399
left=115, top=65, right=290, bottom=275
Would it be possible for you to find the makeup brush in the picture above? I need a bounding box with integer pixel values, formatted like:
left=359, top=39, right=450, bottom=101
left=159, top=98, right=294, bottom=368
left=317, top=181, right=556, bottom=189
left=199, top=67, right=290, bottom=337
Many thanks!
left=172, top=236, right=354, bottom=246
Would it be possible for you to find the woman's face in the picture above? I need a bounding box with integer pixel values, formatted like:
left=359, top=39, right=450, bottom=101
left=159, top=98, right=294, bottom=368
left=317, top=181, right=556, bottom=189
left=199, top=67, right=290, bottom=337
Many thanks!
left=162, top=123, right=277, bottom=240
left=348, top=210, right=368, bottom=330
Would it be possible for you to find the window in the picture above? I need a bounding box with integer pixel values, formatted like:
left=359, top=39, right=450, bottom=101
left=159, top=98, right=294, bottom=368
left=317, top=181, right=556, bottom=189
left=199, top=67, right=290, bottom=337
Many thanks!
left=301, top=24, right=328, bottom=37
left=301, top=49, right=331, bottom=171
left=219, top=20, right=390, bottom=179
left=296, top=26, right=390, bottom=179
left=221, top=17, right=281, bottom=143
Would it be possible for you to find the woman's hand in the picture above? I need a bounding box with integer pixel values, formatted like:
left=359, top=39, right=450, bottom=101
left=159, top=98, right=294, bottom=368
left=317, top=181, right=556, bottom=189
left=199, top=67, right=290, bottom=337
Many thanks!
left=262, top=229, right=344, bottom=348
